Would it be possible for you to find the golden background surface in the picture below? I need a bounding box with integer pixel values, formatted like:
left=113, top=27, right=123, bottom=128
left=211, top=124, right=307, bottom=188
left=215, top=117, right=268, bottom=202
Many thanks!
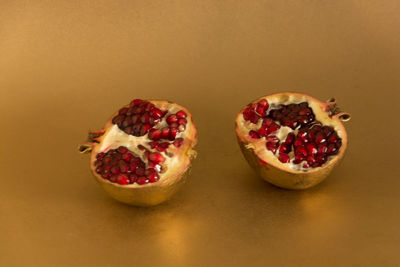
left=1, top=1, right=399, bottom=266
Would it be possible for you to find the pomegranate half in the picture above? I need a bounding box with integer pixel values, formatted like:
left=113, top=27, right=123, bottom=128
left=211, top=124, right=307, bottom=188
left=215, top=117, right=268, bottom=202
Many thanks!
left=235, top=92, right=350, bottom=189
left=79, top=99, right=197, bottom=206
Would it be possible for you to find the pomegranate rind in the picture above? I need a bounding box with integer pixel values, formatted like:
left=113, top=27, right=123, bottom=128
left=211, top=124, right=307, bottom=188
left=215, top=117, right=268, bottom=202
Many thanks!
left=87, top=100, right=198, bottom=206
left=235, top=92, right=349, bottom=189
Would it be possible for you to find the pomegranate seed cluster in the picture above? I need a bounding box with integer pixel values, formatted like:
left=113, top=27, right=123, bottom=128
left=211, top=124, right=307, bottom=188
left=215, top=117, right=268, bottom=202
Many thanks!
left=94, top=147, right=162, bottom=185
left=243, top=100, right=342, bottom=169
left=97, top=99, right=189, bottom=185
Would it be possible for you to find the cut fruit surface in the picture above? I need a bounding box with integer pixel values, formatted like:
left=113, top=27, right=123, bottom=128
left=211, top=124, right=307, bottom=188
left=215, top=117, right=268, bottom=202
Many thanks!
left=80, top=99, right=197, bottom=206
left=235, top=92, right=350, bottom=189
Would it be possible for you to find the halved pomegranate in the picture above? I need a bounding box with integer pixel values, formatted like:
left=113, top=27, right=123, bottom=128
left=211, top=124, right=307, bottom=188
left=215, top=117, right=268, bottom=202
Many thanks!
left=235, top=92, right=350, bottom=189
left=79, top=99, right=197, bottom=206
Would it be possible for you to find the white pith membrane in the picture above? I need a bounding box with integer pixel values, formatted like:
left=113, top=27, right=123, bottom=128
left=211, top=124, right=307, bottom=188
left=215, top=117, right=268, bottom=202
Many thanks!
left=90, top=100, right=197, bottom=186
left=236, top=93, right=346, bottom=172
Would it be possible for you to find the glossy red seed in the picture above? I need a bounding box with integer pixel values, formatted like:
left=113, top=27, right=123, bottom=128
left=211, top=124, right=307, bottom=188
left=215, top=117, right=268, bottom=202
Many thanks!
left=178, top=118, right=187, bottom=125
left=176, top=110, right=187, bottom=119
left=122, top=153, right=132, bottom=162
left=317, top=143, right=328, bottom=154
left=150, top=108, right=163, bottom=119
left=306, top=143, right=317, bottom=156
left=118, top=147, right=128, bottom=154
left=130, top=99, right=143, bottom=106
left=169, top=128, right=178, bottom=140
left=294, top=138, right=304, bottom=147
left=250, top=114, right=260, bottom=124
left=136, top=177, right=149, bottom=185
left=256, top=105, right=266, bottom=116
left=148, top=128, right=161, bottom=140
left=293, top=153, right=305, bottom=164
left=299, top=108, right=310, bottom=115
left=279, top=144, right=291, bottom=154
left=112, top=115, right=125, bottom=125
left=278, top=153, right=290, bottom=163
left=285, top=133, right=295, bottom=145
left=149, top=141, right=158, bottom=149
left=327, top=144, right=338, bottom=155
left=328, top=134, right=338, bottom=144
left=322, top=126, right=334, bottom=136
left=296, top=146, right=308, bottom=157
left=148, top=152, right=165, bottom=163
left=161, top=128, right=170, bottom=139
left=119, top=107, right=129, bottom=115
left=117, top=174, right=129, bottom=185
left=140, top=124, right=151, bottom=135
left=136, top=167, right=145, bottom=176
left=243, top=108, right=253, bottom=121
left=267, top=124, right=280, bottom=134
left=249, top=130, right=260, bottom=139
left=262, top=118, right=274, bottom=127
left=110, top=166, right=120, bottom=175
left=173, top=138, right=184, bottom=147
left=306, top=155, right=316, bottom=165
left=257, top=126, right=268, bottom=137
left=166, top=114, right=178, bottom=124
left=258, top=99, right=269, bottom=108
left=140, top=113, right=150, bottom=124
left=316, top=154, right=327, bottom=165
left=315, top=132, right=326, bottom=144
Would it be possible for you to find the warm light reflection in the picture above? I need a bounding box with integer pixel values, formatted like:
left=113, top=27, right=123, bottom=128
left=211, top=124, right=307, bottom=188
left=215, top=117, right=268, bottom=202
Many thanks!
left=153, top=211, right=202, bottom=264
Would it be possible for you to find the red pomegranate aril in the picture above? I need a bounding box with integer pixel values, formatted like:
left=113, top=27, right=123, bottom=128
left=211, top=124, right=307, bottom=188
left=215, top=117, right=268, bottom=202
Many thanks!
left=328, top=133, right=339, bottom=144
left=118, top=146, right=128, bottom=154
left=161, top=128, right=170, bottom=139
left=267, top=124, right=280, bottom=134
left=117, top=174, right=129, bottom=185
left=148, top=128, right=161, bottom=141
left=250, top=114, right=260, bottom=124
left=296, top=146, right=308, bottom=157
left=249, top=130, right=260, bottom=139
left=307, top=129, right=315, bottom=142
left=178, top=118, right=187, bottom=125
left=136, top=167, right=145, bottom=176
left=136, top=177, right=149, bottom=185
left=243, top=108, right=253, bottom=121
left=278, top=153, right=290, bottom=163
left=176, top=110, right=187, bottom=119
left=316, top=154, right=327, bottom=165
left=119, top=107, right=129, bottom=115
left=306, top=143, right=318, bottom=156
left=306, top=155, right=316, bottom=165
left=173, top=138, right=184, bottom=147
left=148, top=152, right=165, bottom=164
left=315, top=132, right=326, bottom=144
left=169, top=128, right=178, bottom=140
left=322, top=126, right=334, bottom=136
left=112, top=115, right=125, bottom=125
left=140, top=113, right=150, bottom=124
left=130, top=99, right=143, bottom=106
left=294, top=138, right=304, bottom=147
left=149, top=108, right=163, bottom=119
left=317, top=143, right=328, bottom=154
left=285, top=133, right=295, bottom=145
left=263, top=118, right=274, bottom=127
left=258, top=99, right=269, bottom=108
left=299, top=109, right=310, bottom=116
left=166, top=114, right=178, bottom=124
left=256, top=105, right=266, bottom=116
left=149, top=141, right=158, bottom=149
left=111, top=166, right=120, bottom=175
left=279, top=144, right=291, bottom=154
left=298, top=130, right=308, bottom=142
left=293, top=153, right=305, bottom=164
left=119, top=161, right=129, bottom=173
left=256, top=126, right=268, bottom=137
left=129, top=174, right=138, bottom=184
left=327, top=144, right=338, bottom=155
